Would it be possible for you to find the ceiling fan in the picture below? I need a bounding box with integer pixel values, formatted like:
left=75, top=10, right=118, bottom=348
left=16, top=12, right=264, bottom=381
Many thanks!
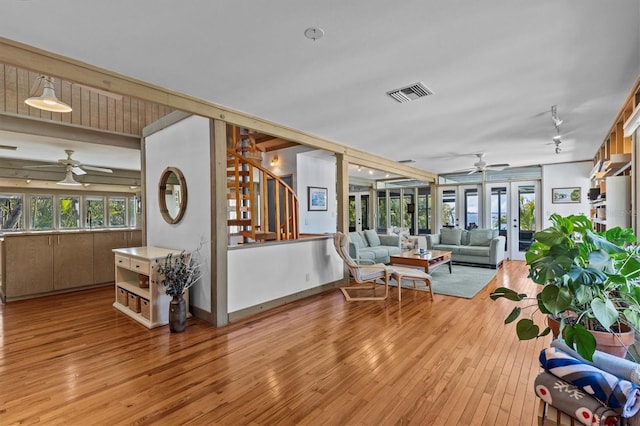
left=24, top=149, right=113, bottom=185
left=457, top=153, right=510, bottom=174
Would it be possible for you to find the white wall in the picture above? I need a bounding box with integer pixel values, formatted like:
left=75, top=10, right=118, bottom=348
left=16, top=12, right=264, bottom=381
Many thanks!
left=296, top=152, right=337, bottom=234
left=144, top=115, right=212, bottom=312
left=227, top=237, right=343, bottom=312
left=541, top=161, right=592, bottom=228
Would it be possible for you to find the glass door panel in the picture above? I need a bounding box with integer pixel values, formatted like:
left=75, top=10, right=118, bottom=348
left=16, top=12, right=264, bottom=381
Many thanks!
left=348, top=195, right=356, bottom=232
left=389, top=189, right=401, bottom=227
left=510, top=181, right=539, bottom=261
left=360, top=194, right=369, bottom=230
left=377, top=190, right=387, bottom=233
left=403, top=191, right=415, bottom=234
left=417, top=186, right=431, bottom=234
left=441, top=188, right=457, bottom=228
left=463, top=187, right=479, bottom=230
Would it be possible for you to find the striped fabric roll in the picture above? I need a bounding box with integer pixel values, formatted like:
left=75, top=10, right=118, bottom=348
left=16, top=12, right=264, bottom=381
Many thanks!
left=540, top=347, right=640, bottom=418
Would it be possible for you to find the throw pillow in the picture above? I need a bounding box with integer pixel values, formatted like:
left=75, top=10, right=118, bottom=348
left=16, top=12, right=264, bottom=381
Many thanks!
left=349, top=232, right=366, bottom=248
left=469, top=229, right=494, bottom=246
left=364, top=229, right=381, bottom=247
left=440, top=228, right=462, bottom=245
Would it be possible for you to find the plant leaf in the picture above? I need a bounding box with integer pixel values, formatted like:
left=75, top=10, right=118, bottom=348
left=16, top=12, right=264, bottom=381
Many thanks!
left=540, top=285, right=572, bottom=315
left=505, top=307, right=521, bottom=324
left=489, top=287, right=525, bottom=301
left=564, top=324, right=597, bottom=361
left=516, top=319, right=539, bottom=340
left=591, top=298, right=618, bottom=330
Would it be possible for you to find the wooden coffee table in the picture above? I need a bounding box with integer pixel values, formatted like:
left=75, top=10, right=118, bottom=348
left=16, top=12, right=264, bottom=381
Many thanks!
left=390, top=250, right=452, bottom=274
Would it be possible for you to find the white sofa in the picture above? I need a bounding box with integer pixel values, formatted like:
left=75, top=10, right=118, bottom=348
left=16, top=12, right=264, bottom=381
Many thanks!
left=426, top=228, right=505, bottom=269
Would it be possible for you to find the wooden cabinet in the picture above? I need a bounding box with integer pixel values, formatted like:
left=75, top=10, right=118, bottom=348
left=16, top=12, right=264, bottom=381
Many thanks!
left=93, top=230, right=143, bottom=284
left=0, top=229, right=143, bottom=302
left=112, top=246, right=189, bottom=329
left=3, top=235, right=54, bottom=298
left=53, top=233, right=94, bottom=290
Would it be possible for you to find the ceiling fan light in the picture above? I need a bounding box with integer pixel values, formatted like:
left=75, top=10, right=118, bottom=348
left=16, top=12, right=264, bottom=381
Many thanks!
left=57, top=170, right=81, bottom=186
left=25, top=77, right=72, bottom=113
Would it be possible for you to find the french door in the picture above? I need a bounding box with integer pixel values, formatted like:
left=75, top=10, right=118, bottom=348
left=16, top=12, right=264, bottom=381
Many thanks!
left=348, top=192, right=370, bottom=232
left=438, top=185, right=481, bottom=230
left=485, top=181, right=539, bottom=261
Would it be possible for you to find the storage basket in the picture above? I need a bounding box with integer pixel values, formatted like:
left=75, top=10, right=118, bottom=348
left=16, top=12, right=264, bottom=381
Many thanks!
left=138, top=274, right=149, bottom=288
left=117, top=287, right=128, bottom=306
left=128, top=293, right=141, bottom=313
left=140, top=298, right=151, bottom=320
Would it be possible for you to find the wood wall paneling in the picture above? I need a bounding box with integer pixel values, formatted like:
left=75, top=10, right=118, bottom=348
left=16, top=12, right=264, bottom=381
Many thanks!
left=0, top=65, right=175, bottom=137
left=53, top=233, right=94, bottom=290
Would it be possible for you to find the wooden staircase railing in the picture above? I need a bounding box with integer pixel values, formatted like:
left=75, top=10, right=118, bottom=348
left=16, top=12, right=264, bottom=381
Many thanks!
left=227, top=149, right=299, bottom=242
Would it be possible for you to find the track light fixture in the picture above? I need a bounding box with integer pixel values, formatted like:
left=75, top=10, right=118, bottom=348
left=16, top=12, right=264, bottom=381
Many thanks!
left=551, top=105, right=563, bottom=129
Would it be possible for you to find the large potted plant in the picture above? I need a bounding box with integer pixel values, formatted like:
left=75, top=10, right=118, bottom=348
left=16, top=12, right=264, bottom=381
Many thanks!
left=490, top=214, right=640, bottom=361
left=155, top=251, right=201, bottom=333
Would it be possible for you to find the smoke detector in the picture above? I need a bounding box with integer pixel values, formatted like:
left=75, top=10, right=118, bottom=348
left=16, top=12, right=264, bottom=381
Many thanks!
left=387, top=82, right=433, bottom=103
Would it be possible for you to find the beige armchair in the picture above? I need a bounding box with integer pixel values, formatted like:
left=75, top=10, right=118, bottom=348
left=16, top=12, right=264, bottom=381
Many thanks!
left=333, top=232, right=434, bottom=302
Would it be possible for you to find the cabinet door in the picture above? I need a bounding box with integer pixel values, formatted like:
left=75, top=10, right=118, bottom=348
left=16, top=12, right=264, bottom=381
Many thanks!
left=127, top=230, right=142, bottom=247
left=5, top=235, right=54, bottom=297
left=53, top=233, right=94, bottom=290
left=94, top=231, right=129, bottom=284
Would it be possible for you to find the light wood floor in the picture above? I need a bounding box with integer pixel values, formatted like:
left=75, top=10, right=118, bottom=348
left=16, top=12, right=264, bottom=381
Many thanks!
left=0, top=260, right=549, bottom=425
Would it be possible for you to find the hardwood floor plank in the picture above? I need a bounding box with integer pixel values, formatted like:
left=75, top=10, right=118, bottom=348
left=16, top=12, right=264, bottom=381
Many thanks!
left=0, top=260, right=552, bottom=425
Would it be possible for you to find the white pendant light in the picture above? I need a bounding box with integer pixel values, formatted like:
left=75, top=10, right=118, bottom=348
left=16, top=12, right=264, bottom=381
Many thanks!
left=57, top=168, right=81, bottom=186
left=25, top=76, right=72, bottom=113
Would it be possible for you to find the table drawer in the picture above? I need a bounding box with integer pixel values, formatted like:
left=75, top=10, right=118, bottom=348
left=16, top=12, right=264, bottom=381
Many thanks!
left=130, top=259, right=150, bottom=275
left=115, top=255, right=130, bottom=269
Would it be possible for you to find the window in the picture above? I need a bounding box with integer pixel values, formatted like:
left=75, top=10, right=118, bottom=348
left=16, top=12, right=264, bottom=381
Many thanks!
left=59, top=196, right=81, bottom=229
left=86, top=196, right=105, bottom=228
left=389, top=189, right=401, bottom=227
left=129, top=194, right=142, bottom=228
left=108, top=197, right=126, bottom=227
left=376, top=190, right=387, bottom=232
left=441, top=189, right=456, bottom=227
left=0, top=194, right=24, bottom=231
left=464, top=188, right=478, bottom=230
left=30, top=195, right=54, bottom=230
left=417, top=187, right=431, bottom=235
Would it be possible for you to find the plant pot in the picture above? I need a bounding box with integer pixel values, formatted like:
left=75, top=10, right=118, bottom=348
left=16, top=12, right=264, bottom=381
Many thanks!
left=547, top=315, right=635, bottom=358
left=169, top=294, right=186, bottom=333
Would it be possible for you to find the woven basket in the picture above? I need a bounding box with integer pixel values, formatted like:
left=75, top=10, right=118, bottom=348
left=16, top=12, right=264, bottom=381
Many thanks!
left=138, top=274, right=149, bottom=288
left=117, top=288, right=128, bottom=306
left=140, top=298, right=150, bottom=320
left=128, top=293, right=141, bottom=313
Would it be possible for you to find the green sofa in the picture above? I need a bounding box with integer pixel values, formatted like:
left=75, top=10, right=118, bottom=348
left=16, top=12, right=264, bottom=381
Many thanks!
left=426, top=228, right=505, bottom=269
left=348, top=230, right=402, bottom=264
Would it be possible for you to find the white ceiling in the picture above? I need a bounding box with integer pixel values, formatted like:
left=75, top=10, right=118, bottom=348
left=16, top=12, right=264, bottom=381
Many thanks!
left=1, top=1, right=639, bottom=175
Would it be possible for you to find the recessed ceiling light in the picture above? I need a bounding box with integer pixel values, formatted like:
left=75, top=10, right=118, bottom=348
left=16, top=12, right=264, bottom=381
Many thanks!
left=304, top=27, right=324, bottom=41
left=368, top=170, right=374, bottom=175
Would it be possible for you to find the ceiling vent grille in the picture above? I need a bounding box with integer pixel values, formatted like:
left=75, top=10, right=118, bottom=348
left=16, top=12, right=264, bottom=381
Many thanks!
left=387, top=82, right=433, bottom=103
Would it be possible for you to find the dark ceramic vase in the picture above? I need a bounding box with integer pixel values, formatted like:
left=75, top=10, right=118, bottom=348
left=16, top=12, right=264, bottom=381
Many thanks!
left=169, top=294, right=186, bottom=333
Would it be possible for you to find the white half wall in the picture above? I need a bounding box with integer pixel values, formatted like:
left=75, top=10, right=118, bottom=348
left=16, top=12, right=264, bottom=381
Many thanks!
left=541, top=161, right=592, bottom=228
left=144, top=115, right=212, bottom=312
left=227, top=237, right=343, bottom=313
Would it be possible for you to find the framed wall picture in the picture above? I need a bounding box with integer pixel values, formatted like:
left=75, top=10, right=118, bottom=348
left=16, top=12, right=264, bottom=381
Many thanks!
left=308, top=186, right=328, bottom=211
left=552, top=187, right=581, bottom=204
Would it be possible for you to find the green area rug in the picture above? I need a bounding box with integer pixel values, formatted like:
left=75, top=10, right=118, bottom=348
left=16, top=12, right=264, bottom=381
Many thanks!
left=389, top=264, right=498, bottom=299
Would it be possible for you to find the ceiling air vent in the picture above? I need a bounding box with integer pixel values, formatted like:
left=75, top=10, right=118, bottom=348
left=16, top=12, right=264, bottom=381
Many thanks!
left=387, top=82, right=433, bottom=103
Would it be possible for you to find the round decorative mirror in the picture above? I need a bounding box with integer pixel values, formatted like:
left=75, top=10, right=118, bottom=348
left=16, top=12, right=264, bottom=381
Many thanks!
left=158, top=167, right=188, bottom=224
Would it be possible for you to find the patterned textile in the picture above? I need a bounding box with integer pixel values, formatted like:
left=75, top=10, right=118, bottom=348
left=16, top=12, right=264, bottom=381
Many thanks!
left=540, top=347, right=640, bottom=417
left=551, top=339, right=640, bottom=386
left=535, top=371, right=619, bottom=426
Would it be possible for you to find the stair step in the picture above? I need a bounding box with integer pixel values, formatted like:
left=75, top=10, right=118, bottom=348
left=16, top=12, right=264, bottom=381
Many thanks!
left=226, top=170, right=251, bottom=177
left=227, top=182, right=252, bottom=188
left=228, top=219, right=253, bottom=227
left=227, top=193, right=252, bottom=200
left=239, top=230, right=277, bottom=241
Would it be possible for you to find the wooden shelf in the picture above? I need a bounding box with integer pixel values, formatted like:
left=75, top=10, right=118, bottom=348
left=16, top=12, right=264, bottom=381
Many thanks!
left=116, top=281, right=150, bottom=299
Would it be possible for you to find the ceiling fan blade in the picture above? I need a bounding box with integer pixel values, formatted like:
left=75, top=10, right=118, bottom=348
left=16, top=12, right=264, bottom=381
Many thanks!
left=71, top=166, right=87, bottom=175
left=82, top=165, right=113, bottom=174
left=487, top=163, right=510, bottom=168
left=467, top=169, right=479, bottom=175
